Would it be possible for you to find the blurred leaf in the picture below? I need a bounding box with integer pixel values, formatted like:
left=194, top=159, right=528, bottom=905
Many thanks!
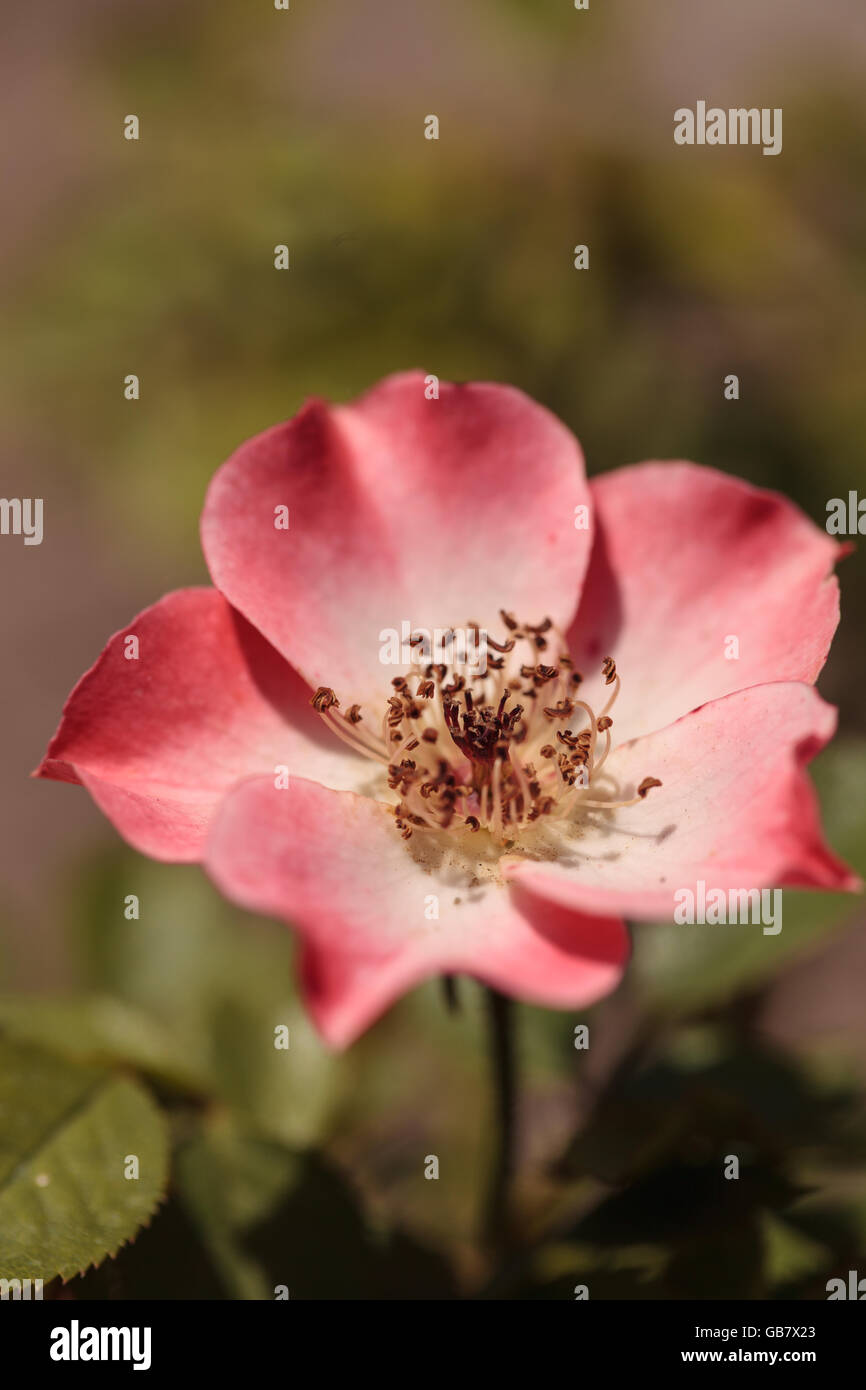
left=538, top=1154, right=796, bottom=1299
left=208, top=997, right=338, bottom=1149
left=0, top=1038, right=168, bottom=1282
left=663, top=1215, right=766, bottom=1299
left=243, top=1152, right=458, bottom=1300
left=175, top=1124, right=303, bottom=1300
left=770, top=1201, right=866, bottom=1297
left=0, top=994, right=207, bottom=1093
left=762, top=1211, right=829, bottom=1288
left=516, top=1268, right=661, bottom=1301
left=573, top=1161, right=800, bottom=1249
left=559, top=1042, right=866, bottom=1186
left=74, top=856, right=341, bottom=1146
left=176, top=1126, right=460, bottom=1300
left=59, top=1196, right=227, bottom=1300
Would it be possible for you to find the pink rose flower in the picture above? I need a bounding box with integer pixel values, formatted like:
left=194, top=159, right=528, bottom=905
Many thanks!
left=38, top=372, right=858, bottom=1045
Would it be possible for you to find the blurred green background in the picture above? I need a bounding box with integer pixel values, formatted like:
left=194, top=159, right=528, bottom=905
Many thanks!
left=1, top=0, right=865, bottom=1298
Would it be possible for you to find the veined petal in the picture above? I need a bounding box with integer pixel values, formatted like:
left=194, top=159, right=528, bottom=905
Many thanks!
left=569, top=462, right=843, bottom=743
left=204, top=776, right=628, bottom=1047
left=202, top=371, right=592, bottom=707
left=36, top=588, right=372, bottom=860
left=503, top=683, right=860, bottom=919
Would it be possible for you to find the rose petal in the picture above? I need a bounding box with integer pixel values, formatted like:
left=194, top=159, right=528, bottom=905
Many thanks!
left=202, top=371, right=591, bottom=707
left=504, top=682, right=860, bottom=918
left=569, top=462, right=843, bottom=743
left=204, top=776, right=628, bottom=1047
left=36, top=588, right=373, bottom=860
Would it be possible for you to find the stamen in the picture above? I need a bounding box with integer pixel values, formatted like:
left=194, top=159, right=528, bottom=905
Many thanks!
left=312, top=686, right=339, bottom=713
left=311, top=688, right=389, bottom=763
left=600, top=675, right=620, bottom=719
left=309, top=617, right=660, bottom=842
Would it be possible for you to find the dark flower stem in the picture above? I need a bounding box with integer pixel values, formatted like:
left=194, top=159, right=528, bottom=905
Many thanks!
left=441, top=973, right=461, bottom=1014
left=482, top=986, right=517, bottom=1252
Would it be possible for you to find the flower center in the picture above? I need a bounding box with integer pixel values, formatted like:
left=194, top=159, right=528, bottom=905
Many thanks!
left=311, top=610, right=661, bottom=846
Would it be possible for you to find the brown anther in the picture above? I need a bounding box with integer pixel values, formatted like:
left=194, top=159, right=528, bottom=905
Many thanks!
left=543, top=699, right=575, bottom=719
left=499, top=610, right=519, bottom=631
left=556, top=729, right=581, bottom=748
left=421, top=728, right=439, bottom=743
left=312, top=686, right=339, bottom=713
left=392, top=676, right=410, bottom=691
left=347, top=704, right=363, bottom=724
left=597, top=715, right=613, bottom=731
left=465, top=816, right=480, bottom=832
left=534, top=635, right=548, bottom=650
left=417, top=680, right=435, bottom=699
left=404, top=738, right=419, bottom=751
left=486, top=633, right=516, bottom=653
left=526, top=617, right=553, bottom=634
left=637, top=777, right=662, bottom=798
left=602, top=656, right=617, bottom=685
left=535, top=665, right=559, bottom=684
left=539, top=745, right=556, bottom=758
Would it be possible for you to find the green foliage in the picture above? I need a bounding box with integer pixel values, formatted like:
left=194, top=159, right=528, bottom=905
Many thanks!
left=0, top=1039, right=168, bottom=1282
left=175, top=1125, right=304, bottom=1300
left=177, top=1129, right=457, bottom=1300
left=488, top=1040, right=866, bottom=1300
left=75, top=859, right=343, bottom=1147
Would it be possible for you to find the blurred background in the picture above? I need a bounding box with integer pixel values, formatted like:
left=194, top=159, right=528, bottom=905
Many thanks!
left=1, top=0, right=866, bottom=1298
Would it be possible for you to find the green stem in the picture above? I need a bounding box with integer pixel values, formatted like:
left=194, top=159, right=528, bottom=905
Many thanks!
left=441, top=974, right=460, bottom=1014
left=482, top=987, right=517, bottom=1252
